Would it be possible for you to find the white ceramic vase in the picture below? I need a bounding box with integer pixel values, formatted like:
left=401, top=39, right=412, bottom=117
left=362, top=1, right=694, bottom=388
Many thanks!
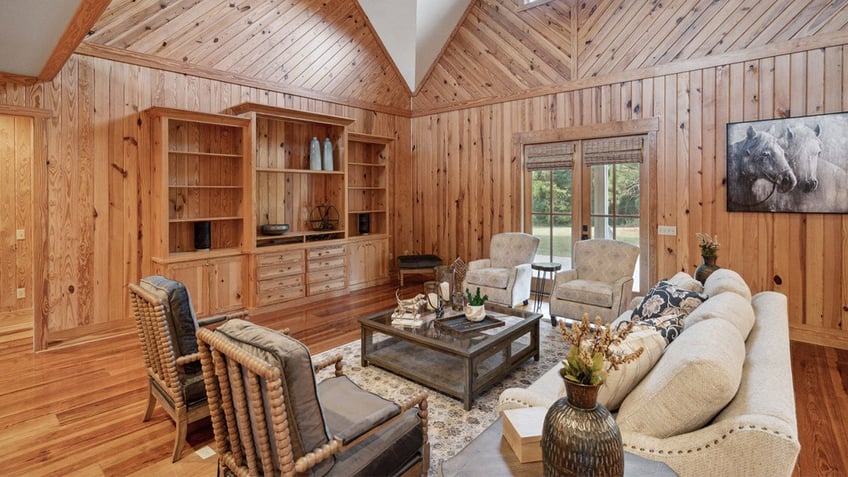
left=465, top=304, right=486, bottom=322
left=309, top=137, right=321, bottom=170
left=322, top=137, right=334, bottom=171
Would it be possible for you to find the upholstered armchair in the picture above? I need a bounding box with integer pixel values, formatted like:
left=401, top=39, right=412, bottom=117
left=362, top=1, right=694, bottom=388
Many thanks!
left=128, top=276, right=248, bottom=462
left=462, top=232, right=540, bottom=307
left=196, top=319, right=430, bottom=477
left=549, top=239, right=640, bottom=323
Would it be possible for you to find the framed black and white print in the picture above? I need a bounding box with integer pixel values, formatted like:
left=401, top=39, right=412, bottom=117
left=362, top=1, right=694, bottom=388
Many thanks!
left=726, top=112, right=848, bottom=213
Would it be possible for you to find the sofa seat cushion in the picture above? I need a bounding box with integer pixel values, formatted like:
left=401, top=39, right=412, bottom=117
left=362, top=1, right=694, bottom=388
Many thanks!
left=703, top=268, right=751, bottom=300
left=319, top=375, right=401, bottom=445
left=554, top=279, right=614, bottom=308
left=684, top=291, right=755, bottom=341
left=616, top=318, right=745, bottom=438
left=465, top=268, right=510, bottom=289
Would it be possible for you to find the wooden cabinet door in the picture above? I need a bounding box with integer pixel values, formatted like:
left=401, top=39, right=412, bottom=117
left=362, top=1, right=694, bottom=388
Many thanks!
left=347, top=241, right=369, bottom=287
left=208, top=256, right=244, bottom=313
left=370, top=238, right=389, bottom=281
left=163, top=261, right=209, bottom=317
left=348, top=238, right=388, bottom=290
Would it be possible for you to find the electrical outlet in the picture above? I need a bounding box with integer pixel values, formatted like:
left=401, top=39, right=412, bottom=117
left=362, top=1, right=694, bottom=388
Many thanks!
left=657, top=225, right=677, bottom=236
left=16, top=288, right=25, bottom=299
left=16, top=229, right=25, bottom=240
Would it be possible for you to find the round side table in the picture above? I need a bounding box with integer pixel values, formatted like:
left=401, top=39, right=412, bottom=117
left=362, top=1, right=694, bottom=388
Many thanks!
left=531, top=262, right=561, bottom=317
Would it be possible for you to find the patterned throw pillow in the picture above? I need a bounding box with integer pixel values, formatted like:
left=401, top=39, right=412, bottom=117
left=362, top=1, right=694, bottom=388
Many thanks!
left=629, top=281, right=705, bottom=343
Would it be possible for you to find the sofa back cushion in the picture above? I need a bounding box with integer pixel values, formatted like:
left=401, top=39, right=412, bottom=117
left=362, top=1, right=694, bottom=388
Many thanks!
left=616, top=318, right=745, bottom=438
left=703, top=269, right=751, bottom=300
left=666, top=271, right=704, bottom=294
left=685, top=291, right=755, bottom=341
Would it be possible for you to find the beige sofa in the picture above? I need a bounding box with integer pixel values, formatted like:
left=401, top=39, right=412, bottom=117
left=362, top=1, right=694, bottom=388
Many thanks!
left=497, top=269, right=800, bottom=477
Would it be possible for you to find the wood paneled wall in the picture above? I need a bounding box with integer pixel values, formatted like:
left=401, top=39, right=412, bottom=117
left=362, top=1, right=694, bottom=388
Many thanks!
left=0, top=115, right=33, bottom=312
left=412, top=46, right=848, bottom=350
left=0, top=54, right=410, bottom=348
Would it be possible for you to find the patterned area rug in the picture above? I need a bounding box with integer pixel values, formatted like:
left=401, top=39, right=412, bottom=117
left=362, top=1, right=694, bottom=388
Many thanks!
left=312, top=316, right=565, bottom=475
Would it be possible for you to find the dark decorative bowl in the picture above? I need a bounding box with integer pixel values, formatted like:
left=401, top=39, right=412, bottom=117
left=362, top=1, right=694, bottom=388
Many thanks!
left=260, top=223, right=290, bottom=235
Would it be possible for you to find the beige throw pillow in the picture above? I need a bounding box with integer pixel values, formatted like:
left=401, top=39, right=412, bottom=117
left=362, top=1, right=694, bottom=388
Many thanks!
left=558, top=328, right=667, bottom=412
left=616, top=318, right=745, bottom=438
left=667, top=271, right=704, bottom=294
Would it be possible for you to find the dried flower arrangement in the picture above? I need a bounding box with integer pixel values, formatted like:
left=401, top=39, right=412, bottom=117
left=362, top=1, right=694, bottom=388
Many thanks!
left=558, top=314, right=644, bottom=386
left=696, top=232, right=720, bottom=257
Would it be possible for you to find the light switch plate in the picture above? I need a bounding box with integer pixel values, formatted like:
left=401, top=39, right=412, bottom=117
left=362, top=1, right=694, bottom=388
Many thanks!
left=16, top=288, right=25, bottom=299
left=657, top=225, right=677, bottom=236
left=16, top=229, right=25, bottom=240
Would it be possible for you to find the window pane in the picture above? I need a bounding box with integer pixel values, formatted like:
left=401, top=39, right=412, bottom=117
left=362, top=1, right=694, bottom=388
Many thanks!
left=532, top=214, right=552, bottom=261
left=590, top=165, right=612, bottom=215
left=590, top=216, right=613, bottom=239
left=552, top=169, right=572, bottom=214
left=552, top=215, right=572, bottom=263
left=616, top=163, right=640, bottom=215
left=616, top=217, right=640, bottom=247
left=532, top=170, right=551, bottom=214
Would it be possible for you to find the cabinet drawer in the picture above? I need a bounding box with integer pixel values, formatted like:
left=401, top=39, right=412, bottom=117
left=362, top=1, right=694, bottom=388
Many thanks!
left=258, top=275, right=304, bottom=294
left=307, top=267, right=346, bottom=284
left=308, top=256, right=345, bottom=272
left=308, top=278, right=345, bottom=295
left=257, top=250, right=303, bottom=267
left=257, top=286, right=305, bottom=306
left=257, top=261, right=304, bottom=280
left=307, top=246, right=345, bottom=261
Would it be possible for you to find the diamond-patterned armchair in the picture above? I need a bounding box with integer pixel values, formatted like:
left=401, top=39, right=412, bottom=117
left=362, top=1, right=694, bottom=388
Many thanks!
left=549, top=239, right=640, bottom=323
left=462, top=233, right=540, bottom=307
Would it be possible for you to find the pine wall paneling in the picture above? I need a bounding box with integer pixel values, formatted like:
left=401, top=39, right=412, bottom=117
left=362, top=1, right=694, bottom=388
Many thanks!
left=412, top=46, right=848, bottom=350
left=0, top=54, right=410, bottom=349
left=0, top=115, right=33, bottom=313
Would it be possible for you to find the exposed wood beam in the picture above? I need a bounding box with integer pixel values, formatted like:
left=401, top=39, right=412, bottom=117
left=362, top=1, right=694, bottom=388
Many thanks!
left=38, top=0, right=113, bottom=81
left=74, top=42, right=412, bottom=117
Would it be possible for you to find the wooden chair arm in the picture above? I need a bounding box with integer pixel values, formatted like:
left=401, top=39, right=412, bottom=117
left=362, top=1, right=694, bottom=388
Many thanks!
left=397, top=391, right=428, bottom=413
left=294, top=437, right=343, bottom=473
left=197, top=309, right=249, bottom=328
left=175, top=352, right=200, bottom=368
left=313, top=353, right=343, bottom=376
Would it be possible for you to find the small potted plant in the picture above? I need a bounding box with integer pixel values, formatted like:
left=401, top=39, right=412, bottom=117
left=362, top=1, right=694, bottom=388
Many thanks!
left=464, top=287, right=489, bottom=322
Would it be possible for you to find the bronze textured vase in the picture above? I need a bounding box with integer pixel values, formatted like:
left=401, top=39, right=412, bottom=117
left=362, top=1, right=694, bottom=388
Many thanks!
left=695, top=255, right=720, bottom=285
left=541, top=380, right=623, bottom=477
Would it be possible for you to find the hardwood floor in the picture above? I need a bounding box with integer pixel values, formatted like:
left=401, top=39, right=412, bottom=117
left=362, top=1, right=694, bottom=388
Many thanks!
left=0, top=280, right=845, bottom=476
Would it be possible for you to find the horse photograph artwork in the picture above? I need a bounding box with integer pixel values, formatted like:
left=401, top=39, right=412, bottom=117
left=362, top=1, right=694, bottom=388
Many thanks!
left=726, top=112, right=848, bottom=213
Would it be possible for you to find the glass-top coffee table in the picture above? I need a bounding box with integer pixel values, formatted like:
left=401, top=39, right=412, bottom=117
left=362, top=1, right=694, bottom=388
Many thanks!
left=359, top=304, right=542, bottom=410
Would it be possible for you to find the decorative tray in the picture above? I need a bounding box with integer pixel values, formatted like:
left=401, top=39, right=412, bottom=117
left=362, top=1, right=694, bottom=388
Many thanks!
left=434, top=314, right=504, bottom=334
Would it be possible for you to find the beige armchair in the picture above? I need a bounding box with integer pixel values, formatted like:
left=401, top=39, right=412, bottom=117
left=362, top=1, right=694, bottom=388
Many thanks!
left=462, top=232, right=540, bottom=307
left=549, top=239, right=640, bottom=323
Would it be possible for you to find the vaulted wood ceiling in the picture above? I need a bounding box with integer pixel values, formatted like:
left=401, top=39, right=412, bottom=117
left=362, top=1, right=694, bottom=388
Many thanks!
left=78, top=0, right=848, bottom=115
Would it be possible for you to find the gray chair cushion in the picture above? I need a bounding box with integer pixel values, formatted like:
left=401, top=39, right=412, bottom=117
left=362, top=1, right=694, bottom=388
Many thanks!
left=140, top=275, right=199, bottom=358
left=327, top=408, right=423, bottom=477
left=217, top=319, right=333, bottom=477
left=319, top=375, right=400, bottom=444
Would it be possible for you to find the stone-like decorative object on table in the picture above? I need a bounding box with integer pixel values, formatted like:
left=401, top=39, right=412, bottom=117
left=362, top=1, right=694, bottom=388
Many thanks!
left=309, top=137, right=321, bottom=171
left=541, top=314, right=643, bottom=477
left=322, top=137, right=334, bottom=171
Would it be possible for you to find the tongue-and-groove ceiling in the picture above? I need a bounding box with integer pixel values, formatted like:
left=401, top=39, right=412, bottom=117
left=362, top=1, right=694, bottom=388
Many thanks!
left=6, top=0, right=848, bottom=116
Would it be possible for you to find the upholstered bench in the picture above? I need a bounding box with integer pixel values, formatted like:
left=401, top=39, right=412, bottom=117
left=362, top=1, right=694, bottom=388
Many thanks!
left=397, top=254, right=443, bottom=286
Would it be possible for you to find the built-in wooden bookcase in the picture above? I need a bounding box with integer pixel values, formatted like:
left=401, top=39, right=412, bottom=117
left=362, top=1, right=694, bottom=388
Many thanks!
left=347, top=132, right=392, bottom=237
left=226, top=103, right=353, bottom=247
left=142, top=107, right=251, bottom=316
left=145, top=107, right=251, bottom=256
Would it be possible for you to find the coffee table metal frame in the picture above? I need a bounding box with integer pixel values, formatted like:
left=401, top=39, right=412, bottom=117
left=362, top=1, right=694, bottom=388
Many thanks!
left=360, top=304, right=542, bottom=410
